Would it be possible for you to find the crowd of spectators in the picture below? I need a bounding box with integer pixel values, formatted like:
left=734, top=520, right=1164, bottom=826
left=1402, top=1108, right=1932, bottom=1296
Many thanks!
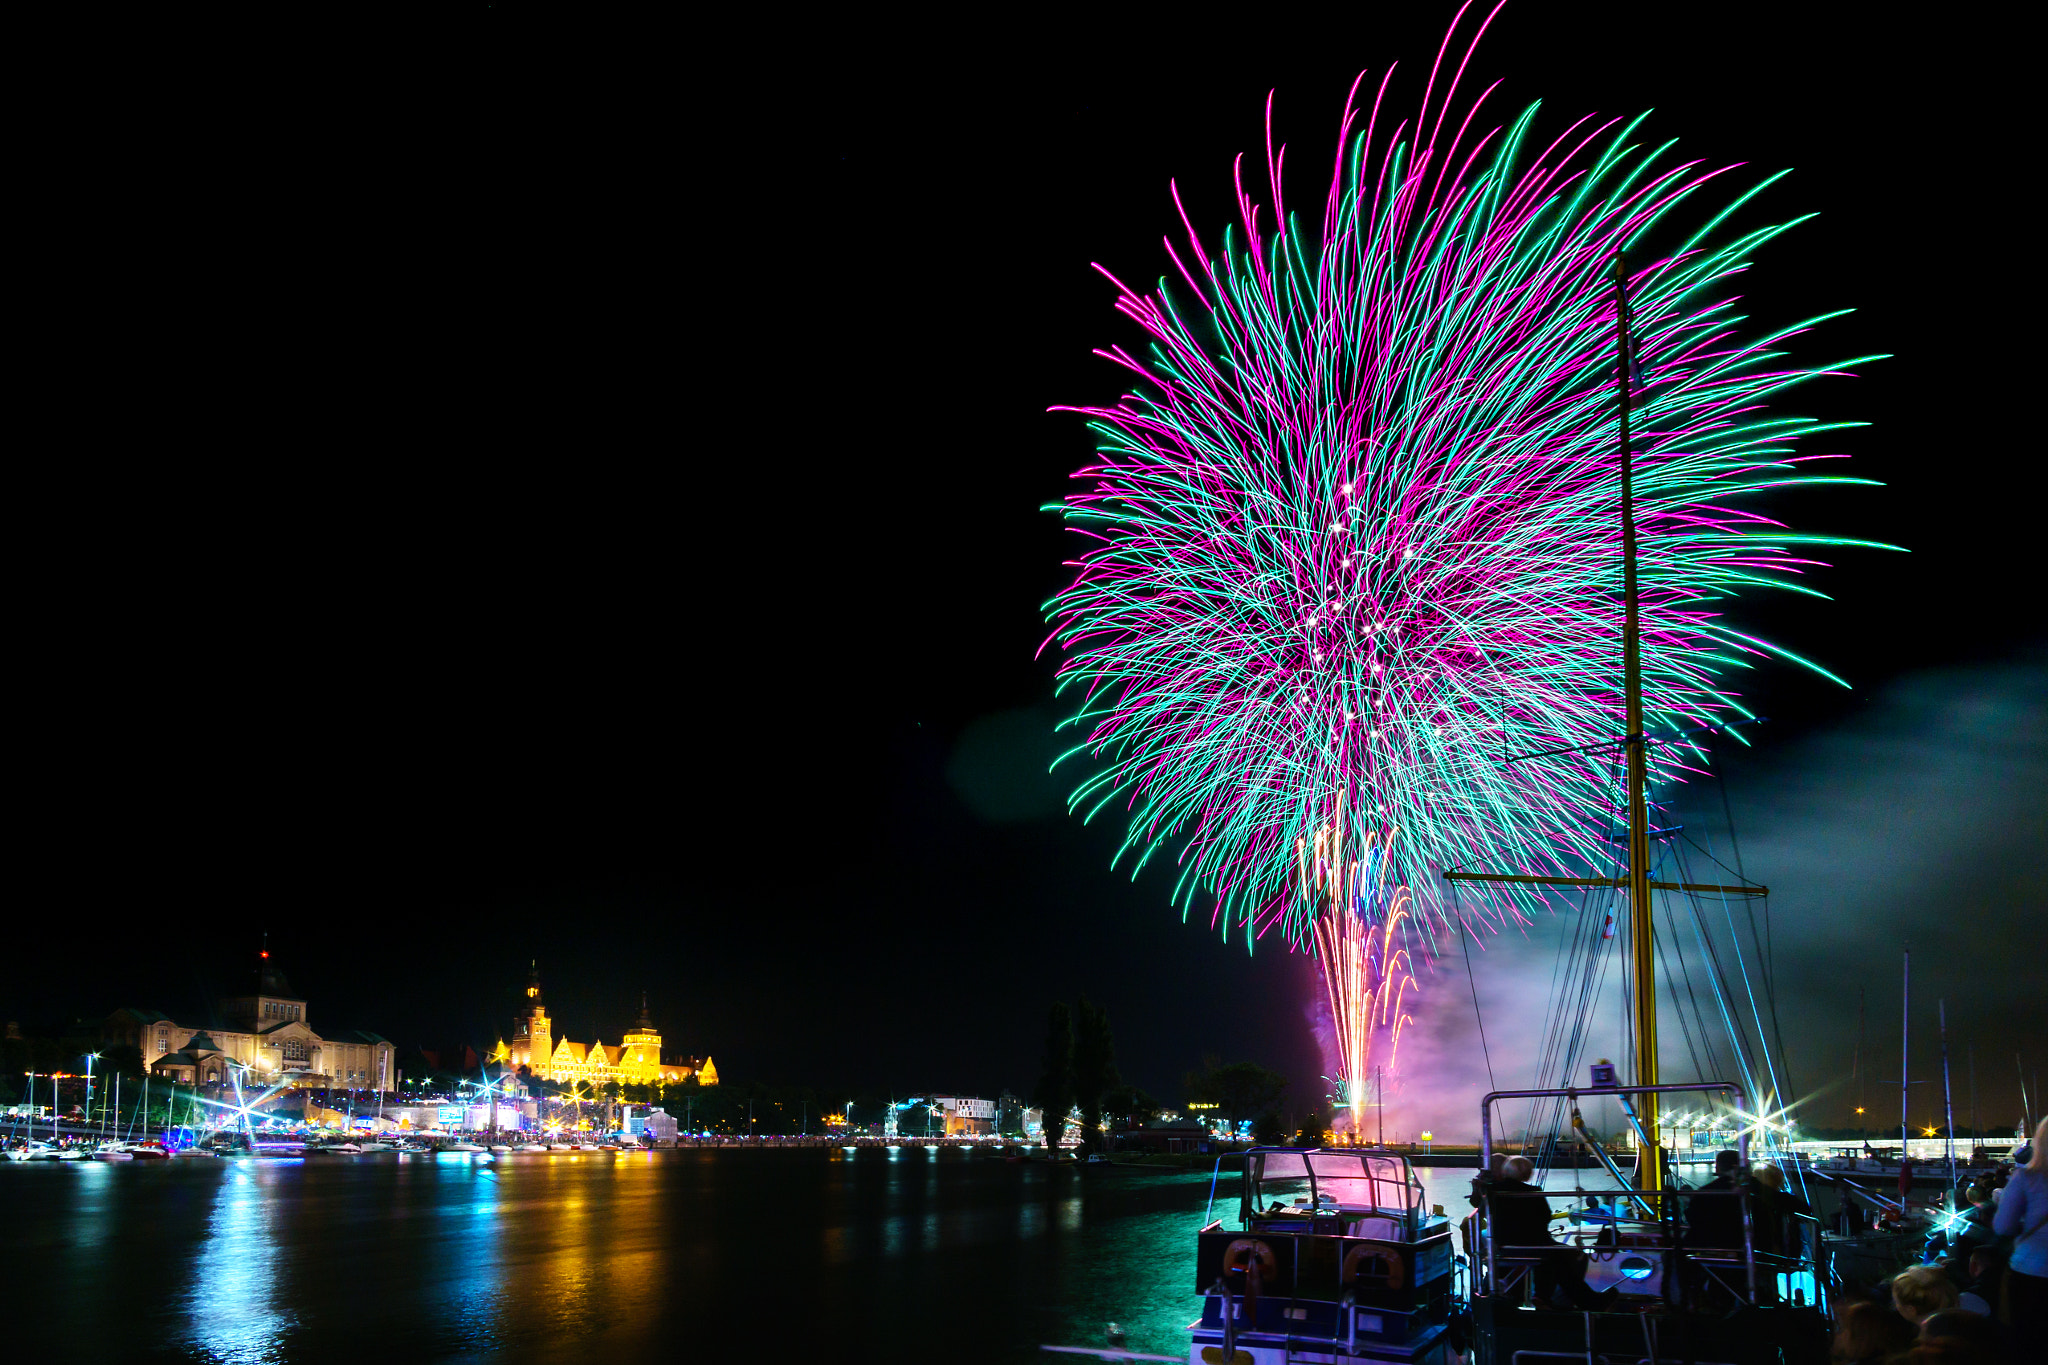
left=1832, top=1116, right=2045, bottom=1365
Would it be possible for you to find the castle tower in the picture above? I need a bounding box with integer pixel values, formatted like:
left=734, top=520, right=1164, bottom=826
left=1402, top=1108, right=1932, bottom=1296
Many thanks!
left=511, top=960, right=552, bottom=1079
left=620, top=990, right=662, bottom=1085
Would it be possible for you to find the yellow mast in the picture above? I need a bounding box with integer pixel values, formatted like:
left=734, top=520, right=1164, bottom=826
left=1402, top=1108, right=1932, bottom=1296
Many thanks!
left=1612, top=251, right=1661, bottom=1194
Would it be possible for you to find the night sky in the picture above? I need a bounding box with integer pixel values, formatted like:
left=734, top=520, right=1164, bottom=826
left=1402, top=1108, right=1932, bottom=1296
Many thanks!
left=13, top=7, right=2038, bottom=1136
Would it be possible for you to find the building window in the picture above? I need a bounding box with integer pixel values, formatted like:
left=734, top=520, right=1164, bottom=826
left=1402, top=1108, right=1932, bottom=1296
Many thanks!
left=281, top=1038, right=308, bottom=1062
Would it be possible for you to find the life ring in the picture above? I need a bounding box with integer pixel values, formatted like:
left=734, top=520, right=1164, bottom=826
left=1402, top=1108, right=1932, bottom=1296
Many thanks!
left=1221, top=1238, right=1278, bottom=1283
left=1342, top=1244, right=1406, bottom=1290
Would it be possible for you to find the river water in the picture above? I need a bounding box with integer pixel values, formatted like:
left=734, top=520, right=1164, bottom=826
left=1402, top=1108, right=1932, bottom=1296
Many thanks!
left=0, top=1148, right=1631, bottom=1363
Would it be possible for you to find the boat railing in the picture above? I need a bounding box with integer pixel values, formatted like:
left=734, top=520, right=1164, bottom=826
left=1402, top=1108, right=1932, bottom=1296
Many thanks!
left=1473, top=1080, right=1831, bottom=1316
left=1218, top=1145, right=1427, bottom=1234
left=1474, top=1182, right=1824, bottom=1315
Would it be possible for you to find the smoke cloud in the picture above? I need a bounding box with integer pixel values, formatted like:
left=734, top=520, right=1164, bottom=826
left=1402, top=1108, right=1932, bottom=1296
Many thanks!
left=1370, top=659, right=2045, bottom=1142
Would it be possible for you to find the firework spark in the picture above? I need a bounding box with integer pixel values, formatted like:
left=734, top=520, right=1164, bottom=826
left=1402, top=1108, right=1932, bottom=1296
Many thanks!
left=1045, top=12, right=1889, bottom=957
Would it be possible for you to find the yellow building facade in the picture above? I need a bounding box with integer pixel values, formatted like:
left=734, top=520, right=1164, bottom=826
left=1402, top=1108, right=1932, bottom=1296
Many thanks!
left=498, top=965, right=715, bottom=1089
left=105, top=953, right=393, bottom=1093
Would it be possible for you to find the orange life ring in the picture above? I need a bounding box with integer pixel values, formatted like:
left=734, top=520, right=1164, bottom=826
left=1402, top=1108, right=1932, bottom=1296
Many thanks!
left=1342, top=1244, right=1406, bottom=1290
left=1221, top=1238, right=1278, bottom=1283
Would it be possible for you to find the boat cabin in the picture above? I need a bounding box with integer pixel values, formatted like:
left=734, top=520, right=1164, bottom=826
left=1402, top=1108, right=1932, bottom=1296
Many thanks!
left=1192, top=1147, right=1455, bottom=1365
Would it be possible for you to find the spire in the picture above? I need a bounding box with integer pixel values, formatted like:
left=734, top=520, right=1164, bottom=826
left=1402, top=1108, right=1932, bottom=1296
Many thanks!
left=637, top=991, right=653, bottom=1031
left=525, top=959, right=543, bottom=1006
left=255, top=937, right=296, bottom=999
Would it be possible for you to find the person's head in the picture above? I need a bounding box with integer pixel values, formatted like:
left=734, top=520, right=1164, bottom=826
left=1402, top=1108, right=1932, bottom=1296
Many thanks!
left=1502, top=1155, right=1535, bottom=1181
left=2028, top=1117, right=2047, bottom=1174
left=1965, top=1246, right=2001, bottom=1282
left=1964, top=1183, right=1992, bottom=1207
left=1753, top=1163, right=1785, bottom=1191
left=1916, top=1309, right=2000, bottom=1361
left=1831, top=1300, right=1915, bottom=1363
left=1714, top=1149, right=1741, bottom=1174
left=1889, top=1265, right=1958, bottom=1325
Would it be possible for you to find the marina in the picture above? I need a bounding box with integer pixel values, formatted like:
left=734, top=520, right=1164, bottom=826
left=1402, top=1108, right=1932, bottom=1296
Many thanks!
left=5, top=1137, right=2018, bottom=1361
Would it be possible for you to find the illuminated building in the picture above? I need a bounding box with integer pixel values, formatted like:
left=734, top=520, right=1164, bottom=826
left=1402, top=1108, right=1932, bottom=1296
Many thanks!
left=497, top=963, right=715, bottom=1088
left=103, top=949, right=393, bottom=1092
left=932, top=1096, right=995, bottom=1136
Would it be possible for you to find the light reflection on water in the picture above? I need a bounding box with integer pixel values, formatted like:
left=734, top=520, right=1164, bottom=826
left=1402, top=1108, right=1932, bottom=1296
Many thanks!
left=186, top=1162, right=299, bottom=1363
left=0, top=1147, right=1550, bottom=1362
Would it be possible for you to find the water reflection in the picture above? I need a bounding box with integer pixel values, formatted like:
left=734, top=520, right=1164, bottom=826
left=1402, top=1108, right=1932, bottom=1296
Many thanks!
left=184, top=1163, right=298, bottom=1362
left=5, top=1148, right=1235, bottom=1362
left=424, top=1159, right=508, bottom=1355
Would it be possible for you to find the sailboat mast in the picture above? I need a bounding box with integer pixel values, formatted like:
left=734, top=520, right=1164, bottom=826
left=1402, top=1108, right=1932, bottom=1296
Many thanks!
left=1901, top=948, right=1911, bottom=1152
left=1856, top=987, right=1866, bottom=1132
left=1940, top=999, right=1955, bottom=1185
left=1611, top=251, right=1661, bottom=1192
left=1969, top=1042, right=1978, bottom=1151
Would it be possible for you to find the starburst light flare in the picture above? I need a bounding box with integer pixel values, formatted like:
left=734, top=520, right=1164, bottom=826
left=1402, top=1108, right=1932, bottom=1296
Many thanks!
left=1045, top=9, right=1889, bottom=953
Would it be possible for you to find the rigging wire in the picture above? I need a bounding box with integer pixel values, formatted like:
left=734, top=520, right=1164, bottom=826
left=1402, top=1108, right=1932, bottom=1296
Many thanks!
left=1662, top=893, right=1728, bottom=1084
left=1653, top=905, right=1710, bottom=1083
left=1526, top=742, right=1635, bottom=1170
left=1452, top=882, right=1500, bottom=1096
left=1708, top=740, right=1797, bottom=1113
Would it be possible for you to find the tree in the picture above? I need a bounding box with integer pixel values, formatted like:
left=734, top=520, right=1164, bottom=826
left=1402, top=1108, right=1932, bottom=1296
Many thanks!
left=1101, top=1084, right=1159, bottom=1129
left=1186, top=1058, right=1289, bottom=1135
left=1072, top=998, right=1121, bottom=1154
left=101, top=1043, right=145, bottom=1078
left=1292, top=1097, right=1334, bottom=1147
left=1031, top=1002, right=1074, bottom=1153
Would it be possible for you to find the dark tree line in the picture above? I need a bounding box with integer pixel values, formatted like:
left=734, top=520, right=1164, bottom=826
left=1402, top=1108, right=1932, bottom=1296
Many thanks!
left=1184, top=1055, right=1291, bottom=1143
left=1029, top=1001, right=1305, bottom=1151
left=1030, top=997, right=1127, bottom=1154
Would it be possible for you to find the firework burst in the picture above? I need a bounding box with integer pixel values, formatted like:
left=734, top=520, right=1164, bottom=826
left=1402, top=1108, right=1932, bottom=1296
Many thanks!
left=1045, top=11, right=1888, bottom=959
